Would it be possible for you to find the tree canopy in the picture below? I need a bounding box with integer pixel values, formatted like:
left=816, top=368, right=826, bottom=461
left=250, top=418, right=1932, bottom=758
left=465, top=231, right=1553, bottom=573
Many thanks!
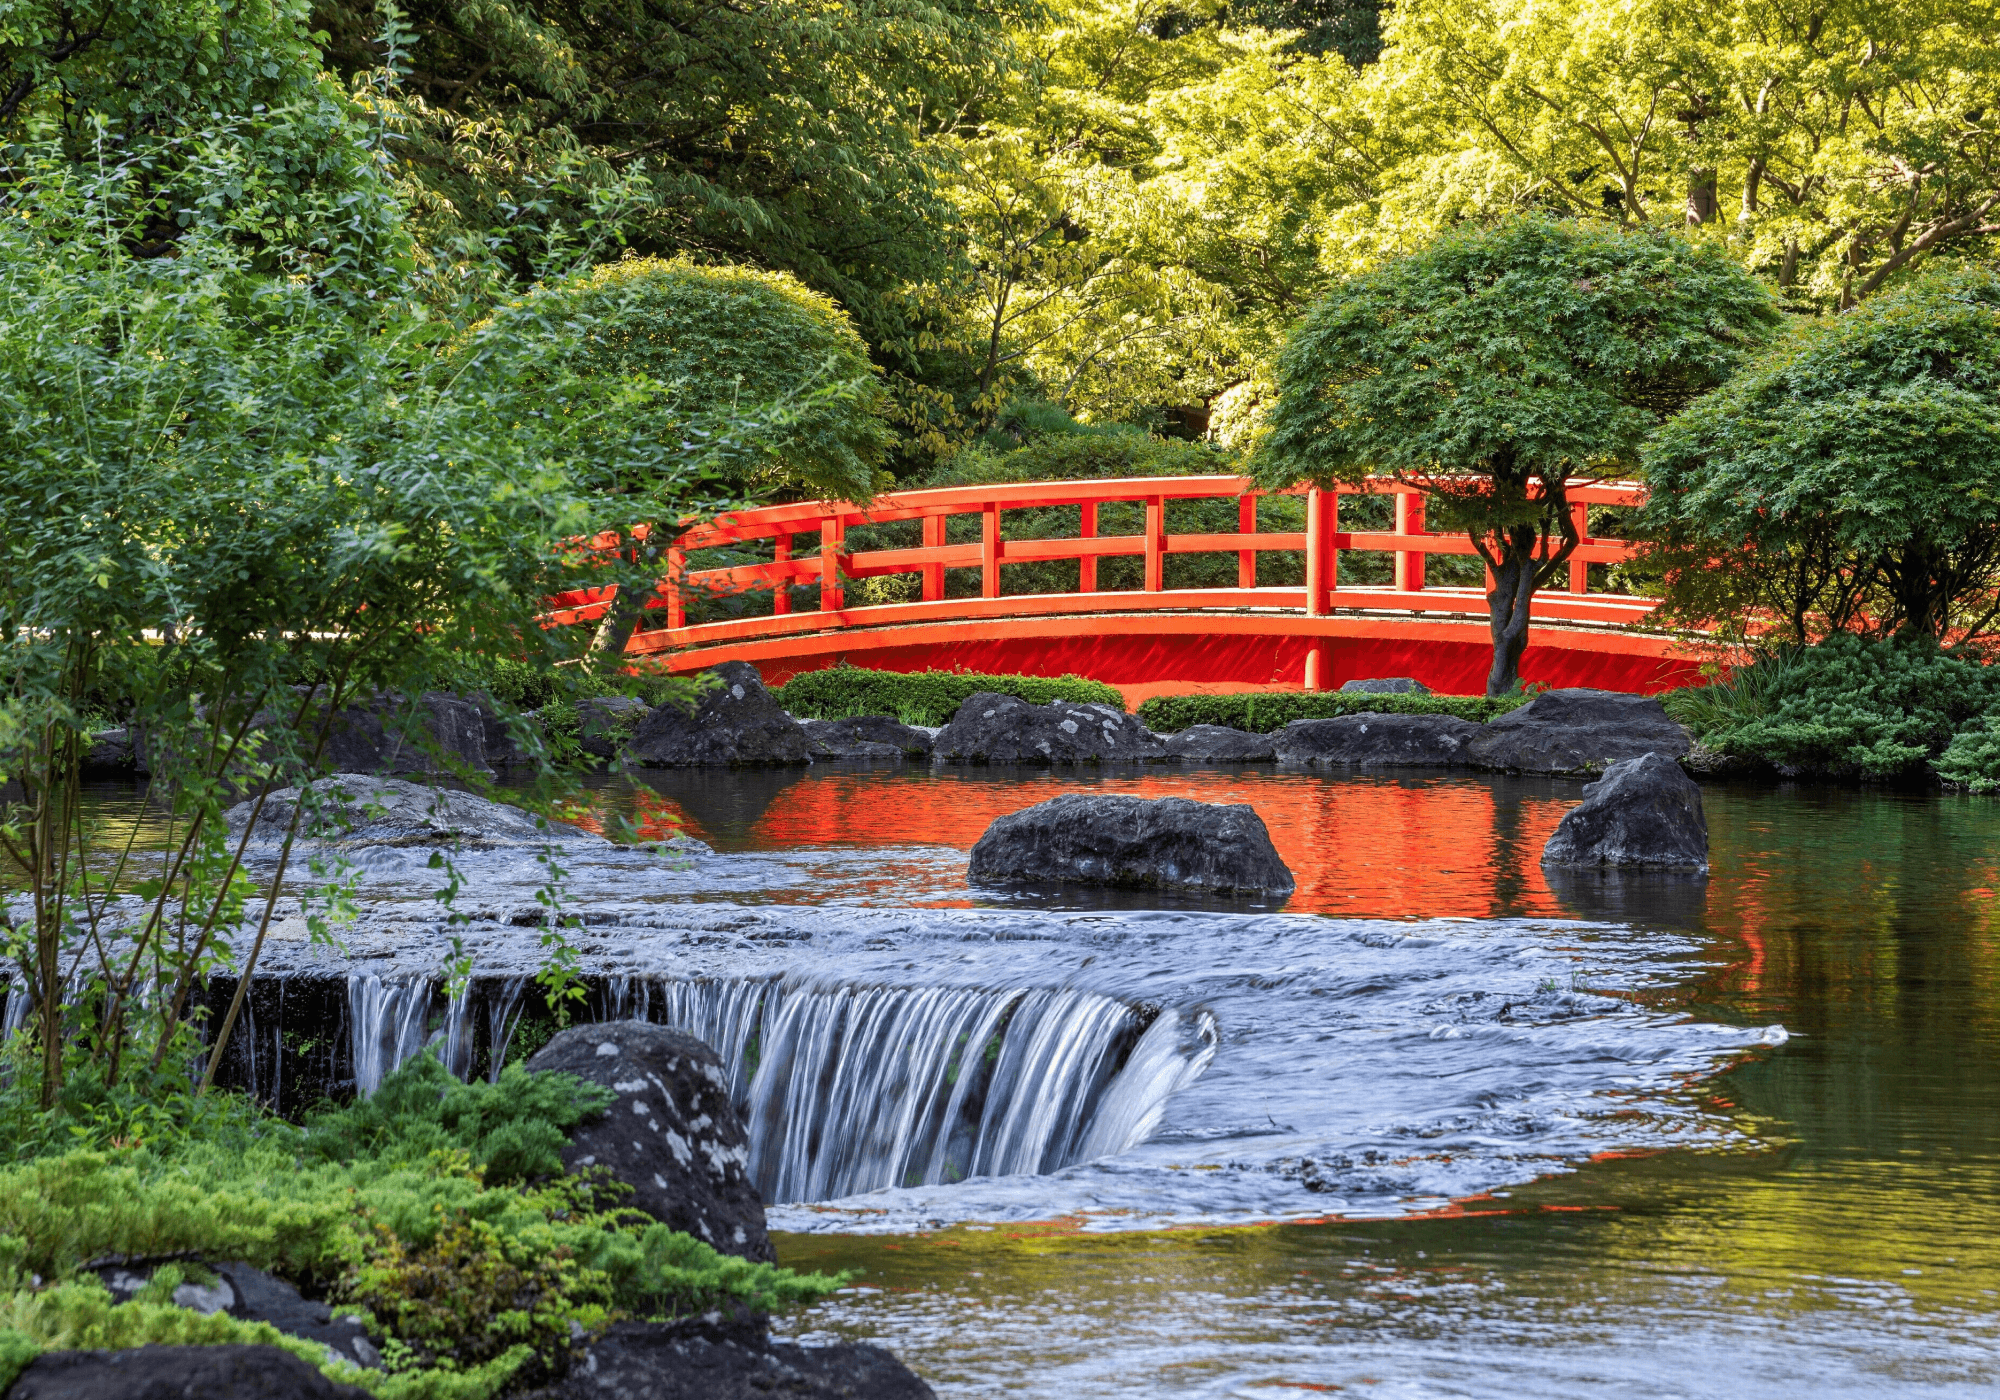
left=1643, top=268, right=2000, bottom=644
left=1259, top=216, right=1778, bottom=691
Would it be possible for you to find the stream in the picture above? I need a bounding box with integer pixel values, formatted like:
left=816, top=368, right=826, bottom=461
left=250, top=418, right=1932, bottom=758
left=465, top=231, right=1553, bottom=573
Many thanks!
left=69, top=764, right=2000, bottom=1396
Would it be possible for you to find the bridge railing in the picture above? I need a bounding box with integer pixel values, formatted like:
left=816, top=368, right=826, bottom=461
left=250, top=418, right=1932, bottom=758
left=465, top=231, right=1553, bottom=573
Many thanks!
left=547, top=475, right=1656, bottom=655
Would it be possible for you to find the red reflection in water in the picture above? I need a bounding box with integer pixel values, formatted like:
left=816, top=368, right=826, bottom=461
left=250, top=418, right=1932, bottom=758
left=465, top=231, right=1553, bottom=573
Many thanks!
left=729, top=771, right=1571, bottom=919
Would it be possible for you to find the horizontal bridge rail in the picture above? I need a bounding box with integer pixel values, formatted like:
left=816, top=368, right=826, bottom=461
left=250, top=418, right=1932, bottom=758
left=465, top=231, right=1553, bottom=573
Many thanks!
left=545, top=475, right=1659, bottom=671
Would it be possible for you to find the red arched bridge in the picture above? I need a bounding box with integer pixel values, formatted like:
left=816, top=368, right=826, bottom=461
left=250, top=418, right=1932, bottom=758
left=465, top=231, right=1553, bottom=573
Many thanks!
left=549, top=475, right=1701, bottom=704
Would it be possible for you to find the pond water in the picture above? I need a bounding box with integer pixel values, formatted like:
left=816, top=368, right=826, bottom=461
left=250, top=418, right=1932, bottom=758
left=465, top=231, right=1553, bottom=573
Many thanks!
left=65, top=764, right=2000, bottom=1395
left=602, top=765, right=2000, bottom=1399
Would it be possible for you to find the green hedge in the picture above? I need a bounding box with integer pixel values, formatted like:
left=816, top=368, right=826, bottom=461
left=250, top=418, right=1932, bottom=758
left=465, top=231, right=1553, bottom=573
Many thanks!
left=1137, top=690, right=1527, bottom=734
left=774, top=667, right=1125, bottom=726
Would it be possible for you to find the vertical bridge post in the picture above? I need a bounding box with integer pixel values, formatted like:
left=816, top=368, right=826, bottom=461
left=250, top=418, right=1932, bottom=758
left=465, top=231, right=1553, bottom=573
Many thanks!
left=1079, top=501, right=1098, bottom=592
left=820, top=516, right=844, bottom=612
left=1144, top=495, right=1166, bottom=592
left=921, top=515, right=944, bottom=601
left=772, top=533, right=792, bottom=615
left=981, top=503, right=1001, bottom=598
left=1303, top=486, right=1339, bottom=690
left=1569, top=502, right=1591, bottom=595
left=1238, top=494, right=1257, bottom=588
left=1395, top=491, right=1426, bottom=592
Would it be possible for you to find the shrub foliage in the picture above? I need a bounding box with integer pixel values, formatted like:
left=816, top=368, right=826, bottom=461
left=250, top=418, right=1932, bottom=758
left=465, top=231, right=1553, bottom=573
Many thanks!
left=775, top=668, right=1125, bottom=726
left=1138, top=691, right=1526, bottom=734
left=1661, top=636, right=2000, bottom=779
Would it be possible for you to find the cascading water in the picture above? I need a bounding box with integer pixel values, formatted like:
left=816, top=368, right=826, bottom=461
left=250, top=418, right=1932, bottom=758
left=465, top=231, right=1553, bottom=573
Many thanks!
left=645, top=977, right=1211, bottom=1204
left=484, top=976, right=530, bottom=1084
left=348, top=975, right=433, bottom=1096
left=2, top=986, right=30, bottom=1042
left=256, top=968, right=1214, bottom=1203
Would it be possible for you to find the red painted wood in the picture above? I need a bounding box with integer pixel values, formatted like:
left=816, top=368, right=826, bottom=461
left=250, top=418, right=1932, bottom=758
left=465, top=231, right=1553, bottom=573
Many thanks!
left=550, top=474, right=1708, bottom=701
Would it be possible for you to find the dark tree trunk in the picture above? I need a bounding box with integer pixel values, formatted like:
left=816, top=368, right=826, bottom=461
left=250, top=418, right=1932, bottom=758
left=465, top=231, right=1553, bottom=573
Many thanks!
left=1484, top=524, right=1539, bottom=696
left=587, top=529, right=669, bottom=672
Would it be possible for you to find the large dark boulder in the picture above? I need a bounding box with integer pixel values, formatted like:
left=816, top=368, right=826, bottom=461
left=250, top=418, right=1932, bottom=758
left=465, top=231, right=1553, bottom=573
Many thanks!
left=80, top=730, right=137, bottom=774
left=1339, top=677, right=1429, bottom=695
left=552, top=1317, right=934, bottom=1400
left=931, top=693, right=1163, bottom=764
left=623, top=663, right=810, bottom=768
left=802, top=715, right=934, bottom=759
left=224, top=775, right=599, bottom=849
left=1161, top=725, right=1276, bottom=763
left=526, top=1021, right=773, bottom=1263
left=969, top=793, right=1294, bottom=895
left=1541, top=751, right=1709, bottom=872
left=318, top=692, right=494, bottom=777
left=5, top=1345, right=370, bottom=1400
left=1272, top=713, right=1480, bottom=767
left=1466, top=689, right=1691, bottom=775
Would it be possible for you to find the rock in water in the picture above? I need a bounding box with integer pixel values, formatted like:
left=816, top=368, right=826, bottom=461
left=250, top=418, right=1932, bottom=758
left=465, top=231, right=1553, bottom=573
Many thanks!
left=526, top=1021, right=773, bottom=1263
left=802, top=714, right=935, bottom=758
left=1162, top=724, right=1277, bottom=763
left=1467, top=689, right=1691, bottom=775
left=319, top=691, right=496, bottom=777
left=932, top=693, right=1164, bottom=763
left=969, top=793, right=1294, bottom=895
left=1273, top=713, right=1479, bottom=767
left=576, top=695, right=652, bottom=758
left=223, top=775, right=600, bottom=848
left=6, top=1345, right=371, bottom=1399
left=1339, top=677, right=1429, bottom=695
left=1541, top=751, right=1708, bottom=872
left=624, top=662, right=811, bottom=767
left=555, top=1317, right=936, bottom=1400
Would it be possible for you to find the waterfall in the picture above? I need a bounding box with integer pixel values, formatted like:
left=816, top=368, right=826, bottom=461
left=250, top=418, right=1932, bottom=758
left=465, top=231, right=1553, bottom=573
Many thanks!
left=484, top=976, right=530, bottom=1083
left=2, top=985, right=30, bottom=1041
left=348, top=975, right=434, bottom=1096
left=645, top=978, right=1203, bottom=1205
left=441, top=982, right=475, bottom=1080
left=1073, top=1008, right=1218, bottom=1162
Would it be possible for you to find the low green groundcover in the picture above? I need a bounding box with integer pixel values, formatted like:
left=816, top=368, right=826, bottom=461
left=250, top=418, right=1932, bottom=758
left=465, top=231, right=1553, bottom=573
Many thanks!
left=774, top=667, right=1124, bottom=726
left=1137, top=691, right=1525, bottom=734
left=0, top=1054, right=841, bottom=1399
left=1661, top=634, right=2000, bottom=784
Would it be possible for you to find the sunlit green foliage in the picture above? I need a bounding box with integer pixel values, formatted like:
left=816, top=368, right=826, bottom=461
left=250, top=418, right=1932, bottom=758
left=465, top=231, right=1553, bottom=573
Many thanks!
left=1138, top=691, right=1526, bottom=732
left=0, top=1053, right=842, bottom=1395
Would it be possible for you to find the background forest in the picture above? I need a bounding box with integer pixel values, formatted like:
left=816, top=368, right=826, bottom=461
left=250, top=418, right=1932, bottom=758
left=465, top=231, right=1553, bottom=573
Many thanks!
left=13, top=0, right=1994, bottom=471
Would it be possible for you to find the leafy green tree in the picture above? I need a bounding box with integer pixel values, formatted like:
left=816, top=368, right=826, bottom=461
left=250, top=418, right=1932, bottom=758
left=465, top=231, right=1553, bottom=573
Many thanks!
left=1363, top=0, right=2000, bottom=308
left=0, top=0, right=405, bottom=290
left=1642, top=268, right=2000, bottom=644
left=312, top=0, right=1007, bottom=358
left=507, top=257, right=891, bottom=661
left=0, top=159, right=758, bottom=1106
left=1259, top=216, right=1777, bottom=694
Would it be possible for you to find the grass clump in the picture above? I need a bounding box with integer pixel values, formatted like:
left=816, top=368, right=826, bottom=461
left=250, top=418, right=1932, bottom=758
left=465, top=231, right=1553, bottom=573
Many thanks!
left=1137, top=691, right=1526, bottom=734
left=775, top=666, right=1125, bottom=726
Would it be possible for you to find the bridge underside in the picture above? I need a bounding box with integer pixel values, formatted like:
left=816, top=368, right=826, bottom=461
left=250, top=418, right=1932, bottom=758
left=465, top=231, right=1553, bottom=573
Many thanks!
left=636, top=612, right=1708, bottom=707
